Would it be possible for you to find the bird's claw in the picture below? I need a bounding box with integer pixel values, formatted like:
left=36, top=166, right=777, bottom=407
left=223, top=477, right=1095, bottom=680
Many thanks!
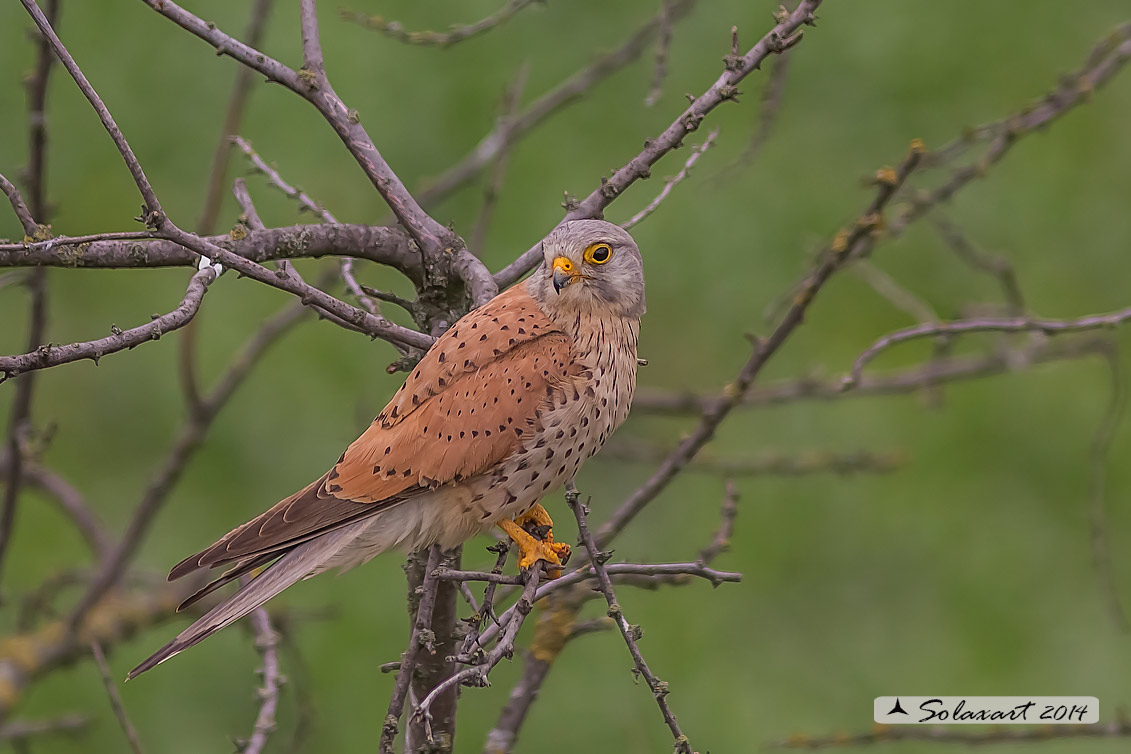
left=499, top=505, right=571, bottom=579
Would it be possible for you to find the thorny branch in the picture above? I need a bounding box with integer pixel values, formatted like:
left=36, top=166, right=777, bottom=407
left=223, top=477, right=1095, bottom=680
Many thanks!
left=242, top=577, right=283, bottom=754
left=380, top=546, right=443, bottom=754
left=566, top=487, right=692, bottom=754
left=596, top=137, right=925, bottom=547
left=495, top=0, right=822, bottom=287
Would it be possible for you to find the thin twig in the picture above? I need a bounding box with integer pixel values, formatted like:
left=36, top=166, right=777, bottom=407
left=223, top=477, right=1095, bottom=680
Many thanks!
left=415, top=0, right=701, bottom=208
left=380, top=546, right=443, bottom=754
left=413, top=564, right=544, bottom=739
left=21, top=0, right=436, bottom=348
left=469, top=63, right=529, bottom=257
left=495, top=0, right=822, bottom=287
left=243, top=577, right=282, bottom=754
left=931, top=214, right=1025, bottom=315
left=699, top=481, right=738, bottom=565
left=850, top=259, right=938, bottom=324
left=0, top=575, right=210, bottom=722
left=0, top=173, right=38, bottom=236
left=891, top=23, right=1131, bottom=234
left=89, top=641, right=144, bottom=754
left=233, top=136, right=338, bottom=224
left=600, top=443, right=905, bottom=478
left=0, top=457, right=113, bottom=562
left=594, top=139, right=924, bottom=548
left=459, top=543, right=509, bottom=659
left=1087, top=348, right=1130, bottom=632
left=844, top=307, right=1131, bottom=388
left=0, top=267, right=218, bottom=382
left=65, top=290, right=315, bottom=631
left=632, top=337, right=1112, bottom=414
left=341, top=0, right=538, bottom=48
left=197, top=0, right=275, bottom=236
left=644, top=0, right=675, bottom=106
left=621, top=128, right=718, bottom=230
left=0, top=716, right=88, bottom=743
left=714, top=49, right=793, bottom=179
left=566, top=486, right=691, bottom=754
left=183, top=0, right=276, bottom=415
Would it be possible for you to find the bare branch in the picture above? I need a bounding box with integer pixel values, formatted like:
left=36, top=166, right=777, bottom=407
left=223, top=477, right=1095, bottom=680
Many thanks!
left=633, top=337, right=1112, bottom=414
left=0, top=716, right=88, bottom=743
left=595, top=138, right=924, bottom=548
left=415, top=0, right=700, bottom=208
left=0, top=268, right=217, bottom=382
left=931, top=214, right=1025, bottom=315
left=1087, top=348, right=1130, bottom=632
left=458, top=543, right=509, bottom=660
left=699, top=481, right=738, bottom=565
left=844, top=307, right=1131, bottom=388
left=413, top=564, right=545, bottom=738
left=243, top=577, right=282, bottom=754
left=0, top=577, right=206, bottom=721
left=0, top=224, right=421, bottom=281
left=892, top=22, right=1131, bottom=233
left=495, top=0, right=822, bottom=287
left=601, top=442, right=905, bottom=478
left=197, top=0, right=275, bottom=235
left=341, top=0, right=538, bottom=48
left=620, top=128, right=718, bottom=230
left=469, top=64, right=529, bottom=257
left=566, top=487, right=691, bottom=754
left=0, top=457, right=113, bottom=562
left=714, top=49, right=793, bottom=179
left=850, top=259, right=938, bottom=324
left=90, top=641, right=144, bottom=754
left=380, top=546, right=443, bottom=754
left=643, top=0, right=675, bottom=106
left=65, top=295, right=313, bottom=630
left=21, top=0, right=432, bottom=350
left=140, top=0, right=498, bottom=306
left=233, top=137, right=339, bottom=224
left=0, top=173, right=39, bottom=236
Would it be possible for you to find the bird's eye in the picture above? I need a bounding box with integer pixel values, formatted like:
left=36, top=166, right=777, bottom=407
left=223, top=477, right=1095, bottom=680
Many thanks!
left=584, top=243, right=613, bottom=265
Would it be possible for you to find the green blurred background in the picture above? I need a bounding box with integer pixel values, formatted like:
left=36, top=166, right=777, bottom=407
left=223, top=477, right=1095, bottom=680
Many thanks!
left=2, top=1, right=1131, bottom=752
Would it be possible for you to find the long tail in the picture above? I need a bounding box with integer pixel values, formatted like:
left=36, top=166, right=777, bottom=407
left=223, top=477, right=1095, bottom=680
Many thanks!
left=127, top=520, right=368, bottom=679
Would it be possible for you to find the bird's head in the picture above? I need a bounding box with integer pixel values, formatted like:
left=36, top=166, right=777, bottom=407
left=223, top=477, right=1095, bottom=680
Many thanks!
left=530, top=219, right=645, bottom=319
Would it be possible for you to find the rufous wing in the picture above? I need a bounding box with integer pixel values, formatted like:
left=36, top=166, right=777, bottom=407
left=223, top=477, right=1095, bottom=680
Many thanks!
left=168, top=285, right=574, bottom=580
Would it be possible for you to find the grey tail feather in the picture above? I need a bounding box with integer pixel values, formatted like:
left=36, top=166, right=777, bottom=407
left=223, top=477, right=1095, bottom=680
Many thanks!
left=128, top=521, right=368, bottom=680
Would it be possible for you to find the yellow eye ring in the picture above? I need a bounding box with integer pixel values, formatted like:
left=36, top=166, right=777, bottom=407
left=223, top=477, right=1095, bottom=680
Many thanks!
left=584, top=243, right=613, bottom=265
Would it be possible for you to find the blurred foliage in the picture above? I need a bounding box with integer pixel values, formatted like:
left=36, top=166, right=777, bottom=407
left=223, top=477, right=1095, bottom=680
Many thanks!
left=2, top=1, right=1131, bottom=752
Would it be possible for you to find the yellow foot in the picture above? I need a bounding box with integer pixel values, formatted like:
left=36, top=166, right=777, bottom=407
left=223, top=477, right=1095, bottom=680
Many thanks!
left=498, top=508, right=571, bottom=579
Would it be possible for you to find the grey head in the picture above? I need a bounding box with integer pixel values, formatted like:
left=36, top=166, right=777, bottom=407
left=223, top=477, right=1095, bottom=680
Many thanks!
left=528, top=219, right=646, bottom=320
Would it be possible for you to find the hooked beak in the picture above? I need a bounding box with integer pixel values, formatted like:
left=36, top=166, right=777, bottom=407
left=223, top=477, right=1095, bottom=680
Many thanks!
left=552, top=257, right=580, bottom=294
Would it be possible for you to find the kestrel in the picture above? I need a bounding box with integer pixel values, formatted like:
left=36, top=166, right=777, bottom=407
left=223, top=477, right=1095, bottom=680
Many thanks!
left=130, top=219, right=645, bottom=678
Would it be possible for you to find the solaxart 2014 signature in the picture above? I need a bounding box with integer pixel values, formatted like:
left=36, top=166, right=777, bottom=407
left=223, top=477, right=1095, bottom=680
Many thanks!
left=873, top=696, right=1099, bottom=725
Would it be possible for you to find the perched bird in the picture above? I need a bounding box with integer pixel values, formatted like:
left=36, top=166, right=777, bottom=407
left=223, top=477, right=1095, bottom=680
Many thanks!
left=129, top=219, right=645, bottom=678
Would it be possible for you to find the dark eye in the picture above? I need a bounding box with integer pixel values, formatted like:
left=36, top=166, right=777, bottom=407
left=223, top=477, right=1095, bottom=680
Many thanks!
left=585, top=243, right=612, bottom=264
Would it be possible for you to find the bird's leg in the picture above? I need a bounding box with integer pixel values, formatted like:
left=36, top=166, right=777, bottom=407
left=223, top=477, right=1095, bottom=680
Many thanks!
left=498, top=505, right=571, bottom=579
